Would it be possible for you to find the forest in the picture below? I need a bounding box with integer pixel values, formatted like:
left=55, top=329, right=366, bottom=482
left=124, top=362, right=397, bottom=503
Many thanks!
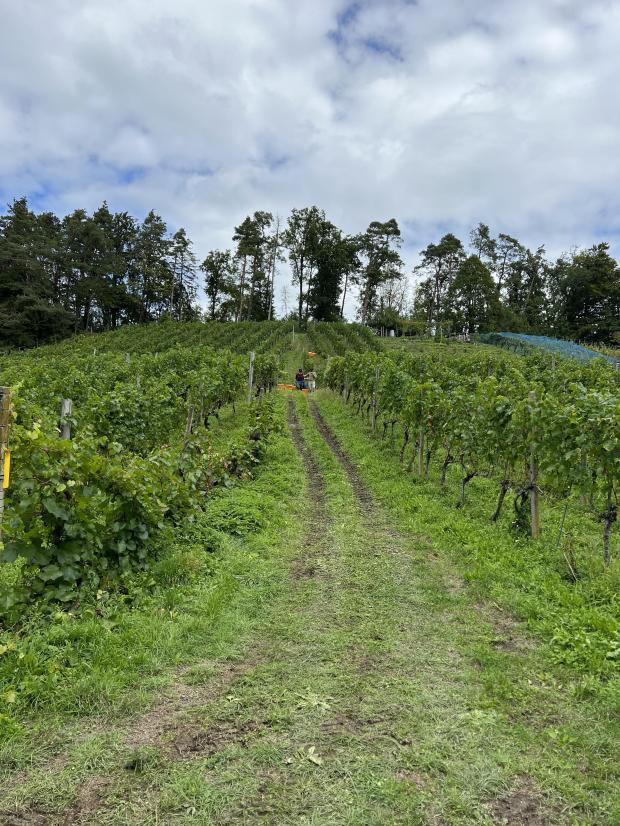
left=1, top=197, right=619, bottom=348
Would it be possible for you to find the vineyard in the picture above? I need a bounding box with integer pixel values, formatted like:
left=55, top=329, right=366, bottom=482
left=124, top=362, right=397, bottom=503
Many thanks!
left=0, top=320, right=619, bottom=825
left=325, top=344, right=620, bottom=565
left=0, top=322, right=287, bottom=611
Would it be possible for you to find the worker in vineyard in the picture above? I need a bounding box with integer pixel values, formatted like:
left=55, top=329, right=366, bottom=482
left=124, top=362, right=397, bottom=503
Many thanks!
left=306, top=369, right=316, bottom=392
left=295, top=368, right=305, bottom=390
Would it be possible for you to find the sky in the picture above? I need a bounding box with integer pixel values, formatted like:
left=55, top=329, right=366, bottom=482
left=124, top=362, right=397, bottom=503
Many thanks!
left=1, top=0, right=619, bottom=316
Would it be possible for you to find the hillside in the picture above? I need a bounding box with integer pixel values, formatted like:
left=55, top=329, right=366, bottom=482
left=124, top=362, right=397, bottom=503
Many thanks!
left=0, top=321, right=618, bottom=825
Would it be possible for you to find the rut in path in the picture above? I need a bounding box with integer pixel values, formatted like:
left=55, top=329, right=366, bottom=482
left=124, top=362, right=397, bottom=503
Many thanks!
left=287, top=397, right=331, bottom=581
left=287, top=397, right=327, bottom=520
left=309, top=399, right=373, bottom=507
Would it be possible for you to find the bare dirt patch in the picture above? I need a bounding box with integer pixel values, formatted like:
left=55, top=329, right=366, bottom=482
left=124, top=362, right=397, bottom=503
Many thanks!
left=171, top=718, right=265, bottom=758
left=491, top=777, right=555, bottom=825
left=395, top=769, right=427, bottom=789
left=61, top=776, right=110, bottom=825
left=124, top=658, right=261, bottom=751
left=320, top=714, right=364, bottom=736
left=478, top=603, right=532, bottom=654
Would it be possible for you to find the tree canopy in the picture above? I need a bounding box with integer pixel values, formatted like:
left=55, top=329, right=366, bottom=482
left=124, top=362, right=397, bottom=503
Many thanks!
left=1, top=198, right=619, bottom=346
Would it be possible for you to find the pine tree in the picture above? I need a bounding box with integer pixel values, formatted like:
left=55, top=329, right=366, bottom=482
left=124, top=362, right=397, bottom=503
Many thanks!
left=0, top=198, right=72, bottom=346
left=169, top=228, right=198, bottom=321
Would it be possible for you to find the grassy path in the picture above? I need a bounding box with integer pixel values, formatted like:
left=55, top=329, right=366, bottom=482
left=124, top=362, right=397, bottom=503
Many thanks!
left=1, top=391, right=614, bottom=824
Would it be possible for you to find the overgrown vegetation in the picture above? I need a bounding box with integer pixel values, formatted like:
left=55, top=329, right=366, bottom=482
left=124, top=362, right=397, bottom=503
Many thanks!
left=0, top=322, right=282, bottom=614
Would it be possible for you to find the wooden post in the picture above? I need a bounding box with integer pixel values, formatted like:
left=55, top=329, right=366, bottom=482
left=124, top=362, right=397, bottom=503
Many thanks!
left=528, top=390, right=540, bottom=538
left=0, top=387, right=12, bottom=531
left=247, top=351, right=255, bottom=403
left=125, top=353, right=131, bottom=365
left=60, top=398, right=72, bottom=440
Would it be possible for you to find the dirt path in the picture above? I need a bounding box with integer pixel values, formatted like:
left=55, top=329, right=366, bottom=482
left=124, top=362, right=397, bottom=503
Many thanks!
left=1, top=394, right=567, bottom=825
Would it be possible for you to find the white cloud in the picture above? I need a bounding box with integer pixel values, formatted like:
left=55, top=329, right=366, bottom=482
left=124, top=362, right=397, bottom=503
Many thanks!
left=1, top=0, right=619, bottom=316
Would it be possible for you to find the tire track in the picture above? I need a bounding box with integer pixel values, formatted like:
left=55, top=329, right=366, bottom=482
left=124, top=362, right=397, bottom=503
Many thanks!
left=287, top=397, right=330, bottom=580
left=309, top=399, right=373, bottom=508
left=287, top=397, right=326, bottom=512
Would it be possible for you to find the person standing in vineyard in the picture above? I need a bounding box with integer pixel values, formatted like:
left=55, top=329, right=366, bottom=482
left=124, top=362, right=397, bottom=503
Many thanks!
left=306, top=369, right=316, bottom=392
left=295, top=368, right=305, bottom=390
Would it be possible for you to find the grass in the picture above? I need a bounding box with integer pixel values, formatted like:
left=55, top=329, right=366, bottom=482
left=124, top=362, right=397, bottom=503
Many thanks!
left=312, top=390, right=620, bottom=823
left=0, top=394, right=307, bottom=805
left=1, top=388, right=618, bottom=824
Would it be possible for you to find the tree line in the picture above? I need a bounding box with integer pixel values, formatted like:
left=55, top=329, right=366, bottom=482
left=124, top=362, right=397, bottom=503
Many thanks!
left=1, top=198, right=619, bottom=346
left=411, top=226, right=620, bottom=344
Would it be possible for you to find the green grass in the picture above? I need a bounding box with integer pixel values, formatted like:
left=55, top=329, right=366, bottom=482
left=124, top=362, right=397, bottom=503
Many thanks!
left=1, top=388, right=618, bottom=824
left=312, top=390, right=619, bottom=822
left=0, top=394, right=307, bottom=807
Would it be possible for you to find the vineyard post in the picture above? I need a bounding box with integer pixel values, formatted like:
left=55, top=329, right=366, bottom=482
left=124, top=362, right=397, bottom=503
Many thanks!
left=0, top=387, right=12, bottom=531
left=247, top=351, right=255, bottom=403
left=528, top=390, right=540, bottom=539
left=60, top=399, right=73, bottom=439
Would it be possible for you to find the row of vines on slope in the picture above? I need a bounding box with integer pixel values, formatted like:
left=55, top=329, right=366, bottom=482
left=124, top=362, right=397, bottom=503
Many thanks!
left=0, top=323, right=282, bottom=614
left=307, top=321, right=381, bottom=358
left=325, top=348, right=620, bottom=564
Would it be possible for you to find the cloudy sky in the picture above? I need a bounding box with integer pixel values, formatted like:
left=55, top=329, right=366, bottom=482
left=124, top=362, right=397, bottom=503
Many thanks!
left=1, top=0, right=619, bottom=313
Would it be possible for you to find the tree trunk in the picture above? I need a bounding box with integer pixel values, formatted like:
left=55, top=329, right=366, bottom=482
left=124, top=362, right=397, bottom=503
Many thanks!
left=458, top=458, right=476, bottom=507
left=268, top=219, right=279, bottom=321
left=298, top=253, right=304, bottom=323
left=440, top=444, right=453, bottom=489
left=237, top=255, right=247, bottom=322
left=360, top=280, right=371, bottom=326
left=341, top=271, right=349, bottom=318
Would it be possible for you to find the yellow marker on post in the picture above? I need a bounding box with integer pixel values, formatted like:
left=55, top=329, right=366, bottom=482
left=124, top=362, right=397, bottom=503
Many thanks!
left=3, top=449, right=10, bottom=489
